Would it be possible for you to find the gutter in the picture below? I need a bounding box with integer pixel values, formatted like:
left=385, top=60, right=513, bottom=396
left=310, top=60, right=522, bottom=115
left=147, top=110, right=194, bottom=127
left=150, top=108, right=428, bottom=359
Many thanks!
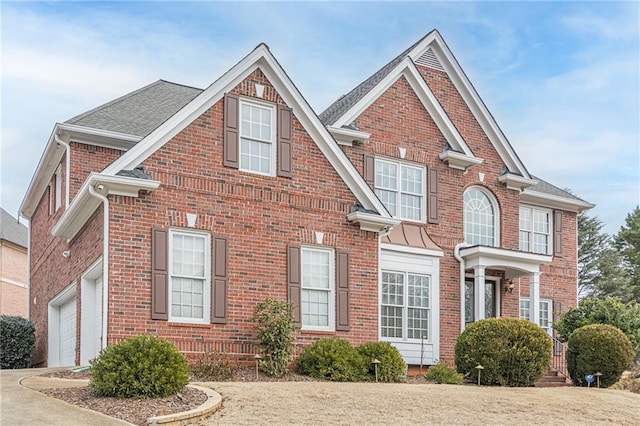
left=88, top=183, right=109, bottom=350
left=454, top=242, right=470, bottom=332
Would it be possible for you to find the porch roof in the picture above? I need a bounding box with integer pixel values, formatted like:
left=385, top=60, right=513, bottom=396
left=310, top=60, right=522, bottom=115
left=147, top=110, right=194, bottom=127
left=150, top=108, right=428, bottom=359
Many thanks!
left=459, top=245, right=552, bottom=278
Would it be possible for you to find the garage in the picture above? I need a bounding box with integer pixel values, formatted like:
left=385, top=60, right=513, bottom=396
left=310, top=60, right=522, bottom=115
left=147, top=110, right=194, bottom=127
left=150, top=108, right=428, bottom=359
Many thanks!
left=48, top=284, right=77, bottom=367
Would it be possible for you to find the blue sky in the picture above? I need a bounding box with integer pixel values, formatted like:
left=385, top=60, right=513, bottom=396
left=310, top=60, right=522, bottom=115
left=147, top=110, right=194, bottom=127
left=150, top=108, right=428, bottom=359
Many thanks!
left=1, top=1, right=638, bottom=235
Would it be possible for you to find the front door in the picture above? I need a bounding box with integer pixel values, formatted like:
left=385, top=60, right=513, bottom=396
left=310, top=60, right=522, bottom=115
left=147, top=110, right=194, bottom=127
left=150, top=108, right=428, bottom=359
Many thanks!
left=465, top=277, right=497, bottom=324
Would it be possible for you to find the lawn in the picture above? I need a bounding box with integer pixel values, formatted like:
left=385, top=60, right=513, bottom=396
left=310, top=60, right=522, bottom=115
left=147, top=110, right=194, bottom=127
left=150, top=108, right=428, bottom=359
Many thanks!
left=202, top=381, right=639, bottom=425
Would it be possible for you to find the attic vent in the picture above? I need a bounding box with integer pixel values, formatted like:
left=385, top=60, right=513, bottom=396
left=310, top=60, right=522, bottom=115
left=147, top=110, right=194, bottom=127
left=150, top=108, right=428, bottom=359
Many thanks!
left=415, top=48, right=444, bottom=71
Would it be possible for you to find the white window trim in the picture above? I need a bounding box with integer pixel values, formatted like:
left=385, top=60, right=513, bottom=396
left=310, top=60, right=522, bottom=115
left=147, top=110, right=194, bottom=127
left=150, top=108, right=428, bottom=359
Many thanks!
left=374, top=157, right=426, bottom=223
left=380, top=269, right=432, bottom=343
left=238, top=97, right=277, bottom=177
left=168, top=229, right=211, bottom=324
left=520, top=297, right=553, bottom=335
left=300, top=245, right=335, bottom=332
left=463, top=186, right=500, bottom=247
left=519, top=205, right=553, bottom=255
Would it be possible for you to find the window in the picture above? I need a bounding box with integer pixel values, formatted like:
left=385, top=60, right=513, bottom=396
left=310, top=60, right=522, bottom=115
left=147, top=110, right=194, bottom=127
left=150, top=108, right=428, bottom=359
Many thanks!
left=520, top=206, right=551, bottom=254
left=464, top=187, right=498, bottom=246
left=381, top=271, right=430, bottom=340
left=301, top=247, right=334, bottom=330
left=239, top=99, right=276, bottom=175
left=54, top=164, right=62, bottom=211
left=520, top=298, right=552, bottom=334
left=169, top=230, right=210, bottom=323
left=375, top=159, right=425, bottom=221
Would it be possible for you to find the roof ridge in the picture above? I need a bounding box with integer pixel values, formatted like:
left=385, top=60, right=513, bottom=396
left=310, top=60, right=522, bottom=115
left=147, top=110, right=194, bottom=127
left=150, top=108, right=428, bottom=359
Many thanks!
left=157, top=79, right=204, bottom=92
left=319, top=31, right=435, bottom=125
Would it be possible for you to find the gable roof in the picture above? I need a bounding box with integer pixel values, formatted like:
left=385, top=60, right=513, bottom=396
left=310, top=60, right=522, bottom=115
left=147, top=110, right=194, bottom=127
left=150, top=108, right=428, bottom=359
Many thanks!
left=101, top=44, right=393, bottom=219
left=320, top=30, right=534, bottom=181
left=66, top=80, right=202, bottom=137
left=521, top=176, right=594, bottom=212
left=0, top=208, right=28, bottom=248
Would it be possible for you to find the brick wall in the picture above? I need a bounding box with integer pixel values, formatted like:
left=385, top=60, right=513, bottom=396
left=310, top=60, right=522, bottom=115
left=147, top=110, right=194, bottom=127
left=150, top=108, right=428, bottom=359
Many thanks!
left=105, top=69, right=379, bottom=360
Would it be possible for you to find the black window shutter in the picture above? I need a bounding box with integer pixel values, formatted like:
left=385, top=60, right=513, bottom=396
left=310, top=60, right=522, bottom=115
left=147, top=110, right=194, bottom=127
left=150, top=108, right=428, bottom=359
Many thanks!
left=554, top=211, right=563, bottom=256
left=427, top=168, right=439, bottom=224
left=223, top=93, right=239, bottom=168
left=336, top=251, right=350, bottom=331
left=363, top=153, right=375, bottom=189
left=212, top=237, right=228, bottom=324
left=277, top=105, right=293, bottom=178
left=287, top=246, right=302, bottom=327
left=151, top=228, right=169, bottom=321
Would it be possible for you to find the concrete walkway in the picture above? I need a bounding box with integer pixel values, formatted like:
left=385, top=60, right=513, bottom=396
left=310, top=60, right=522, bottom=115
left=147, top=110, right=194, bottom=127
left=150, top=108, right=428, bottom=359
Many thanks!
left=0, top=368, right=131, bottom=426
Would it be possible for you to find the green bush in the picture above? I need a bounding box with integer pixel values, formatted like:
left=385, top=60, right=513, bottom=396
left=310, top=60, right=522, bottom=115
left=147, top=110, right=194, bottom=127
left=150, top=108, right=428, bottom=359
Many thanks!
left=0, top=315, right=35, bottom=369
left=253, top=298, right=296, bottom=377
left=296, top=338, right=367, bottom=381
left=190, top=351, right=234, bottom=381
left=425, top=362, right=464, bottom=384
left=553, top=297, right=640, bottom=348
left=357, top=342, right=406, bottom=382
left=455, top=318, right=552, bottom=387
left=89, top=335, right=189, bottom=398
left=567, top=324, right=634, bottom=388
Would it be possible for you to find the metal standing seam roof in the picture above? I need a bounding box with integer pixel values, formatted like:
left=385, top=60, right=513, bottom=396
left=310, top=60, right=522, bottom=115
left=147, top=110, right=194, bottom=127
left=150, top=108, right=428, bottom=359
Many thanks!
left=0, top=208, right=28, bottom=248
left=66, top=80, right=203, bottom=137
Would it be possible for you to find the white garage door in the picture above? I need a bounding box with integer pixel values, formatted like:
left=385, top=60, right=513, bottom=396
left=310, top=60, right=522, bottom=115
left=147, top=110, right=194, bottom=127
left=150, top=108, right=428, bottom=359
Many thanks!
left=58, top=297, right=77, bottom=366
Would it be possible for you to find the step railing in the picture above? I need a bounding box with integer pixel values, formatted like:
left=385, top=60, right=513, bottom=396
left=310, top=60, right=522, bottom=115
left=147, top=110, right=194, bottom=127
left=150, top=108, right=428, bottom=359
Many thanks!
left=550, top=335, right=571, bottom=381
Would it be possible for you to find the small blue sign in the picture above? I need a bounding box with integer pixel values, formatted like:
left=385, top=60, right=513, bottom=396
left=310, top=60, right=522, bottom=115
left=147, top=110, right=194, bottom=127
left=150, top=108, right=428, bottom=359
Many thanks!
left=585, top=374, right=595, bottom=384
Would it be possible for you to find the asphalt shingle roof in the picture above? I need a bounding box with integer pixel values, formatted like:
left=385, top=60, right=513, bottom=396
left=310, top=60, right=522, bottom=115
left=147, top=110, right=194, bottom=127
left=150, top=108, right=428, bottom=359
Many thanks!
left=529, top=176, right=590, bottom=204
left=0, top=208, right=28, bottom=248
left=66, top=80, right=203, bottom=137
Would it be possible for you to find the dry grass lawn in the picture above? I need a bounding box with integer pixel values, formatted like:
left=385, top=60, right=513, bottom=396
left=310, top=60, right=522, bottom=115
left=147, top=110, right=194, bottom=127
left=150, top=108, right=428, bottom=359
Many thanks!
left=200, top=381, right=640, bottom=425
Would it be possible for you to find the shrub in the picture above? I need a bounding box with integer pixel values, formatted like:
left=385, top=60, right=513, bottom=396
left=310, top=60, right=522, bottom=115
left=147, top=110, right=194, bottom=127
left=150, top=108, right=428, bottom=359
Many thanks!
left=89, top=335, right=189, bottom=398
left=553, top=297, right=640, bottom=349
left=567, top=324, right=634, bottom=388
left=425, top=362, right=463, bottom=384
left=296, top=338, right=367, bottom=381
left=253, top=298, right=296, bottom=377
left=357, top=342, right=406, bottom=382
left=0, top=315, right=35, bottom=369
left=190, top=351, right=234, bottom=381
left=455, top=318, right=551, bottom=387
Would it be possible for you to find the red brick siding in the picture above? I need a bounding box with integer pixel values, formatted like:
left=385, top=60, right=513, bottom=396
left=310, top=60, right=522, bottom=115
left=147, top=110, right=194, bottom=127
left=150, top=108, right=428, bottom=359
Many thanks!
left=105, top=69, right=379, bottom=360
left=69, top=143, right=123, bottom=201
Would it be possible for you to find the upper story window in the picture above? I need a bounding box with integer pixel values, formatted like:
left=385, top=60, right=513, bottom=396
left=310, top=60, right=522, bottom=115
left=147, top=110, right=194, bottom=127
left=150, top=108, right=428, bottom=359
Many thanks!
left=519, top=206, right=551, bottom=254
left=375, top=158, right=425, bottom=222
left=239, top=99, right=276, bottom=176
left=169, top=229, right=210, bottom=324
left=301, top=246, right=335, bottom=331
left=54, top=164, right=62, bottom=211
left=464, top=187, right=499, bottom=246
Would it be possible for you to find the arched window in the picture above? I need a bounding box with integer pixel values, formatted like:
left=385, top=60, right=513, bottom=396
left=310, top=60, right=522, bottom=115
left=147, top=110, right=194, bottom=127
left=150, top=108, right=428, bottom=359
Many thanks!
left=464, top=187, right=499, bottom=246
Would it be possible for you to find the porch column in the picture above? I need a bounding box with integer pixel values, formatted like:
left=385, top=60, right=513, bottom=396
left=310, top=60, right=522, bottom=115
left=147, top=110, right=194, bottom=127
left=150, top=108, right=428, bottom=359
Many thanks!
left=530, top=272, right=540, bottom=326
left=474, top=267, right=486, bottom=321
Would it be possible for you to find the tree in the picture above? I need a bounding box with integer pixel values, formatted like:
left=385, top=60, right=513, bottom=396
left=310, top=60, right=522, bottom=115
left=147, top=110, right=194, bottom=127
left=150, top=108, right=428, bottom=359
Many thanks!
left=578, top=213, right=629, bottom=299
left=614, top=206, right=640, bottom=303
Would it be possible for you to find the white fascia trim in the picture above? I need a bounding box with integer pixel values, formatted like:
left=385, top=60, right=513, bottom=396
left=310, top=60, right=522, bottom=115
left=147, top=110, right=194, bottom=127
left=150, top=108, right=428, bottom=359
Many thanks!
left=438, top=150, right=484, bottom=171
left=347, top=211, right=401, bottom=233
left=520, top=190, right=595, bottom=213
left=459, top=245, right=552, bottom=274
left=409, top=32, right=532, bottom=179
left=380, top=242, right=443, bottom=257
left=101, top=45, right=391, bottom=216
left=332, top=58, right=473, bottom=157
left=19, top=123, right=141, bottom=219
left=52, top=173, right=160, bottom=241
left=327, top=126, right=371, bottom=146
left=498, top=173, right=538, bottom=191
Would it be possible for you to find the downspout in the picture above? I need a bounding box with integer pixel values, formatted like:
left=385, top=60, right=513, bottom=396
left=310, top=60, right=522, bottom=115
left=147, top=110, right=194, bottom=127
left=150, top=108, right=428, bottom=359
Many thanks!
left=88, top=183, right=109, bottom=350
left=54, top=132, right=71, bottom=209
left=454, top=243, right=470, bottom=333
left=26, top=220, right=31, bottom=319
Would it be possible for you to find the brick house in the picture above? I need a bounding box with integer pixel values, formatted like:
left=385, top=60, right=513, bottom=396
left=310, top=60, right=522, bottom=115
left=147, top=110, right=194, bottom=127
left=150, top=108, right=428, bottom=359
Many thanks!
left=1, top=208, right=29, bottom=317
left=20, top=30, right=592, bottom=368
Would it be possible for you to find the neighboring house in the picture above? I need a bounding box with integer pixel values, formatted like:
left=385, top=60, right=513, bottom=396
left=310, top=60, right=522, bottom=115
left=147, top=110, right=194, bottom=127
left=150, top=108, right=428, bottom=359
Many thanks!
left=0, top=208, right=28, bottom=317
left=20, top=30, right=592, bottom=368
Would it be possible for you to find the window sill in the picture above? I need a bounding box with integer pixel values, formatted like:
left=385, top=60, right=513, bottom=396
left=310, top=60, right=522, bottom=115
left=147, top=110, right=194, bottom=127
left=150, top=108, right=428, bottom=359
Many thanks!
left=168, top=322, right=211, bottom=329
